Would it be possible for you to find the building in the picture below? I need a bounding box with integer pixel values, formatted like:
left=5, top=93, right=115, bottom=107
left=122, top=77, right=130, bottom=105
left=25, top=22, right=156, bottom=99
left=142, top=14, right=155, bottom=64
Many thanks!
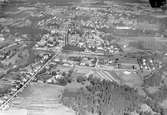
left=137, top=56, right=156, bottom=71
left=65, top=32, right=69, bottom=46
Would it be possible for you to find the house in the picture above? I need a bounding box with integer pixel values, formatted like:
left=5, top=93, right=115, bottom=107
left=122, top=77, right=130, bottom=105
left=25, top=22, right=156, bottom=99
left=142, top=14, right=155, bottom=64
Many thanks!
left=54, top=74, right=63, bottom=79
left=137, top=57, right=156, bottom=71
left=10, top=87, right=17, bottom=92
left=54, top=58, right=60, bottom=62
left=0, top=34, right=5, bottom=41
left=46, top=77, right=57, bottom=83
left=0, top=99, right=4, bottom=104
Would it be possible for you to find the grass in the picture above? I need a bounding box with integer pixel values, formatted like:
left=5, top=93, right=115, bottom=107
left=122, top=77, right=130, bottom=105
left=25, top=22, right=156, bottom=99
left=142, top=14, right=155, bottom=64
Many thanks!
left=10, top=83, right=76, bottom=115
left=0, top=80, right=12, bottom=96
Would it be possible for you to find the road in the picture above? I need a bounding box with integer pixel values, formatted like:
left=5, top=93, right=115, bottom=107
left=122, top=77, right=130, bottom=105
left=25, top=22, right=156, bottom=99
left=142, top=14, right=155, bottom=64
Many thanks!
left=73, top=65, right=136, bottom=72
left=0, top=40, right=31, bottom=52
left=0, top=42, right=19, bottom=52
left=0, top=50, right=61, bottom=110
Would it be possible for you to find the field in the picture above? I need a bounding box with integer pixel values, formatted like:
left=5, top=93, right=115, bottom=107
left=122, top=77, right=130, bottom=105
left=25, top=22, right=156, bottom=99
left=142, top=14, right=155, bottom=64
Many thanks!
left=0, top=0, right=167, bottom=115
left=10, top=83, right=76, bottom=115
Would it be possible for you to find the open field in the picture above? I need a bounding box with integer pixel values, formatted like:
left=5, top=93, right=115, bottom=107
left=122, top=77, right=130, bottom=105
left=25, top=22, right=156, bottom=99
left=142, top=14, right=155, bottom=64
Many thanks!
left=9, top=83, right=76, bottom=115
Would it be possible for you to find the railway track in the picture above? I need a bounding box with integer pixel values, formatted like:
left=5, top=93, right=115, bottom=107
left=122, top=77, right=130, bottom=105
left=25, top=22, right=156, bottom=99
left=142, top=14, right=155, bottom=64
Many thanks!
left=0, top=50, right=61, bottom=110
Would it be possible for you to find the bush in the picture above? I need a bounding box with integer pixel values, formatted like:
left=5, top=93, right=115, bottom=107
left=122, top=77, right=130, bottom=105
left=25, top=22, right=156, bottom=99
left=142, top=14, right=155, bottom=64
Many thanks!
left=77, top=76, right=86, bottom=84
left=57, top=78, right=67, bottom=86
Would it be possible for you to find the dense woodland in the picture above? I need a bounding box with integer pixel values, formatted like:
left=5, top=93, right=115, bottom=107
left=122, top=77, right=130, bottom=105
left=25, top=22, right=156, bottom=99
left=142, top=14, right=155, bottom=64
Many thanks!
left=62, top=75, right=167, bottom=115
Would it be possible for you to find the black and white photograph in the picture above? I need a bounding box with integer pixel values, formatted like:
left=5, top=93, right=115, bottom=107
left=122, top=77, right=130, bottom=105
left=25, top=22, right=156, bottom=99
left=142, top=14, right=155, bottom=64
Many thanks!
left=0, top=0, right=167, bottom=115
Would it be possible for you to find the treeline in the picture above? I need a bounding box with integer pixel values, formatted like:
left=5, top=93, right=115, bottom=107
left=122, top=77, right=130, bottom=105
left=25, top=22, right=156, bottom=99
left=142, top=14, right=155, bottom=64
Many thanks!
left=62, top=76, right=145, bottom=115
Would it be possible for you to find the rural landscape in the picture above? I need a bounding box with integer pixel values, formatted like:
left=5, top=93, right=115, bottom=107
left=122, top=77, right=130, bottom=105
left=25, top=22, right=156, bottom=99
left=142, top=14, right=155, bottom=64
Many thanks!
left=0, top=0, right=167, bottom=115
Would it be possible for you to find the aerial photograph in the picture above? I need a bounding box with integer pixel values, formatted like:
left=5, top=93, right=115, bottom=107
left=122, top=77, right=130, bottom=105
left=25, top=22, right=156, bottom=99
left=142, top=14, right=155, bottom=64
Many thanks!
left=0, top=0, right=167, bottom=115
